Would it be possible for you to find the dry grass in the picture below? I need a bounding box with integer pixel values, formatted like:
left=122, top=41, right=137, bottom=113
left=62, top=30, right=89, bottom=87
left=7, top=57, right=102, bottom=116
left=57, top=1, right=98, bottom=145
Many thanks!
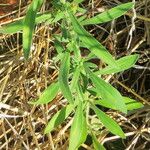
left=0, top=0, right=150, bottom=149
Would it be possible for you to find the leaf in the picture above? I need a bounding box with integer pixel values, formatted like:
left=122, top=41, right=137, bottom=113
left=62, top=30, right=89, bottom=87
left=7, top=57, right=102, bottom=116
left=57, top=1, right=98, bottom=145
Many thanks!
left=84, top=62, right=98, bottom=69
left=44, top=104, right=74, bottom=133
left=68, top=12, right=117, bottom=67
left=88, top=71, right=127, bottom=113
left=96, top=54, right=139, bottom=75
left=29, top=82, right=59, bottom=105
left=73, top=0, right=84, bottom=4
left=76, top=84, right=84, bottom=105
left=0, top=11, right=63, bottom=34
left=35, top=13, right=52, bottom=24
left=23, top=0, right=44, bottom=59
left=123, top=97, right=144, bottom=111
left=91, top=133, right=106, bottom=150
left=45, top=11, right=64, bottom=25
left=0, top=20, right=23, bottom=34
left=54, top=39, right=64, bottom=54
left=67, top=40, right=81, bottom=60
left=78, top=14, right=87, bottom=22
left=71, top=66, right=81, bottom=90
left=59, top=52, right=74, bottom=104
left=81, top=2, right=134, bottom=25
left=69, top=102, right=87, bottom=150
left=91, top=105, right=125, bottom=138
left=95, top=96, right=143, bottom=111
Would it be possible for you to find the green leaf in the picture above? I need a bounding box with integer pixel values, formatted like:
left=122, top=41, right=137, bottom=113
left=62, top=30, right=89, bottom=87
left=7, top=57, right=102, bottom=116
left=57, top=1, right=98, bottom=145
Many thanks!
left=59, top=52, right=74, bottom=104
left=91, top=105, right=125, bottom=138
left=35, top=13, right=52, bottom=24
left=88, top=71, right=127, bottom=113
left=45, top=11, right=64, bottom=25
left=96, top=54, right=139, bottom=75
left=124, top=97, right=144, bottom=111
left=29, top=82, right=59, bottom=105
left=0, top=20, right=23, bottom=34
left=71, top=66, right=81, bottom=90
left=91, top=133, right=106, bottom=150
left=0, top=11, right=63, bottom=34
left=73, top=0, right=84, bottom=4
left=23, top=0, right=43, bottom=59
left=84, top=62, right=98, bottom=69
left=76, top=84, right=84, bottom=105
left=78, top=14, right=87, bottom=22
left=54, top=39, right=64, bottom=54
left=68, top=12, right=117, bottom=67
left=95, top=96, right=143, bottom=111
left=69, top=102, right=87, bottom=150
left=44, top=104, right=74, bottom=133
left=77, top=7, right=87, bottom=14
left=81, top=2, right=133, bottom=25
left=67, top=41, right=81, bottom=60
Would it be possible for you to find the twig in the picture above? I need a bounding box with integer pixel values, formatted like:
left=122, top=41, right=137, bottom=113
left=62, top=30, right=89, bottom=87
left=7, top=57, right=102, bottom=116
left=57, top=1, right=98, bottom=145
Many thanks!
left=102, top=127, right=150, bottom=144
left=114, top=79, right=150, bottom=105
left=127, top=0, right=136, bottom=50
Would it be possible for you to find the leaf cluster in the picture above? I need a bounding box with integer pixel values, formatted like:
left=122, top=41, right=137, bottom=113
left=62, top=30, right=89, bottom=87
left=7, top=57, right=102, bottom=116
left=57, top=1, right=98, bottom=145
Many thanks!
left=0, top=1, right=143, bottom=149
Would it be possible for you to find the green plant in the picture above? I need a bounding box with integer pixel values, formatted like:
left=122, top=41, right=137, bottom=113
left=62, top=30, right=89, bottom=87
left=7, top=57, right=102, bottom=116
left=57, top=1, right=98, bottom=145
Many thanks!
left=0, top=0, right=144, bottom=149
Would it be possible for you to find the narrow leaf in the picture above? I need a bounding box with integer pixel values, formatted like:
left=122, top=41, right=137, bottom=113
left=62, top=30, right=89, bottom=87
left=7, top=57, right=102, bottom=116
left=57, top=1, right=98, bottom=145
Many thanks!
left=68, top=12, right=117, bottom=67
left=74, top=0, right=84, bottom=4
left=45, top=11, right=64, bottom=25
left=76, top=84, right=84, bottom=104
left=59, top=52, right=74, bottom=104
left=29, top=82, right=59, bottom=105
left=23, top=0, right=43, bottom=59
left=84, top=62, right=98, bottom=69
left=69, top=102, right=87, bottom=150
left=78, top=14, right=87, bottom=22
left=44, top=104, right=74, bottom=133
left=91, top=105, right=125, bottom=138
left=0, top=12, right=62, bottom=34
left=54, top=39, right=64, bottom=54
left=95, top=96, right=143, bottom=111
left=89, top=71, right=127, bottom=113
left=123, top=97, right=143, bottom=111
left=81, top=2, right=133, bottom=25
left=36, top=13, right=52, bottom=24
left=0, top=20, right=23, bottom=34
left=71, top=66, right=81, bottom=90
left=96, top=54, right=139, bottom=75
left=91, top=133, right=106, bottom=150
